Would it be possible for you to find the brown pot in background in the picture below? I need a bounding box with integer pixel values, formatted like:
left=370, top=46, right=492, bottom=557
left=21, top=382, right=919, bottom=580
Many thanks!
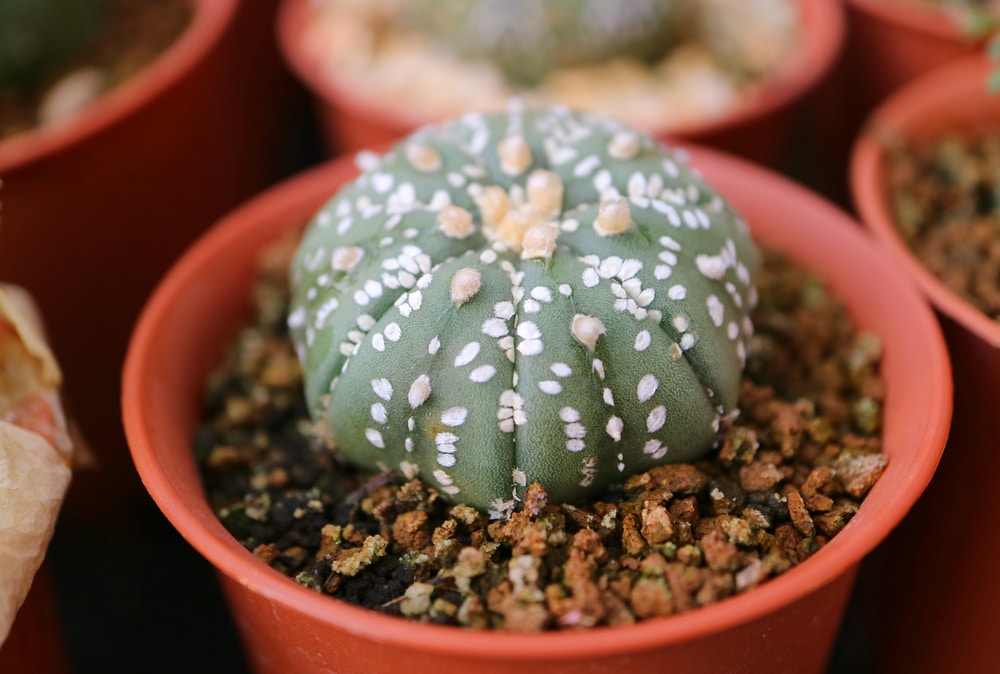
left=850, top=55, right=1000, bottom=674
left=0, top=0, right=304, bottom=520
left=803, top=0, right=989, bottom=205
left=843, top=0, right=986, bottom=115
left=277, top=0, right=844, bottom=169
left=122, top=144, right=950, bottom=674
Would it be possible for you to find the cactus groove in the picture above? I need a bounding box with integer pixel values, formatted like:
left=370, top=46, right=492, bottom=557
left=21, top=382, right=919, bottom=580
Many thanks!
left=289, top=107, right=759, bottom=517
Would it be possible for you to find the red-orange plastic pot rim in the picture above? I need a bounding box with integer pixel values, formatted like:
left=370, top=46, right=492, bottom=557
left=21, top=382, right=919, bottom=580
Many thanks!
left=851, top=55, right=1000, bottom=349
left=0, top=0, right=238, bottom=171
left=123, top=144, right=952, bottom=662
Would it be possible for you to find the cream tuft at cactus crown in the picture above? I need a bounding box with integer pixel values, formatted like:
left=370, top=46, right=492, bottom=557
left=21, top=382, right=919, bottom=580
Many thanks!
left=289, top=107, right=759, bottom=515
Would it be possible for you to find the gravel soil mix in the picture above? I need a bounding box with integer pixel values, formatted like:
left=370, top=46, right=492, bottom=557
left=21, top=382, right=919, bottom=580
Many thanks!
left=194, top=240, right=888, bottom=631
left=883, top=127, right=1000, bottom=320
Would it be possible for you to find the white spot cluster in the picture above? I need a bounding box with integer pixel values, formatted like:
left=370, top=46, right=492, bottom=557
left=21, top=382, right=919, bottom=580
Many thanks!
left=498, top=389, right=527, bottom=433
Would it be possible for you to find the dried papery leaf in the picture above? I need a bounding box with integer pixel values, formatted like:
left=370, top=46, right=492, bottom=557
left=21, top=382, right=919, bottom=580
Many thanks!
left=0, top=285, right=75, bottom=645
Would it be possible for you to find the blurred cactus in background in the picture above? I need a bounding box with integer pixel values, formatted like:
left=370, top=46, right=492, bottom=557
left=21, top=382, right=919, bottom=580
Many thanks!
left=396, top=0, right=692, bottom=87
left=0, top=0, right=104, bottom=95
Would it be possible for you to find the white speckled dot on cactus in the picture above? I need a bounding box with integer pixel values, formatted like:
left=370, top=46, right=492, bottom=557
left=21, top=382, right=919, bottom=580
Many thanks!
left=289, top=107, right=759, bottom=516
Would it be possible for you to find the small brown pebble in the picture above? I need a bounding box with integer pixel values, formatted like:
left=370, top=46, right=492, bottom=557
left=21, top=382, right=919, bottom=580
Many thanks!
left=676, top=544, right=703, bottom=567
left=783, top=488, right=815, bottom=537
left=801, top=466, right=837, bottom=497
left=770, top=402, right=806, bottom=457
left=803, top=492, right=834, bottom=512
left=739, top=460, right=786, bottom=491
left=497, top=597, right=551, bottom=632
left=621, top=513, right=647, bottom=557
left=640, top=501, right=674, bottom=546
left=701, top=530, right=740, bottom=572
left=715, top=514, right=754, bottom=546
left=774, top=523, right=805, bottom=562
left=814, top=500, right=859, bottom=537
left=639, top=552, right=671, bottom=577
left=392, top=509, right=431, bottom=550
left=253, top=543, right=280, bottom=565
left=630, top=578, right=673, bottom=619
left=512, top=522, right=550, bottom=558
left=718, top=426, right=760, bottom=465
left=834, top=451, right=890, bottom=498
left=601, top=593, right=636, bottom=627
left=638, top=463, right=710, bottom=494
left=741, top=507, right=771, bottom=530
left=669, top=496, right=699, bottom=525
left=523, top=482, right=548, bottom=516
left=665, top=564, right=702, bottom=612
left=695, top=574, right=734, bottom=607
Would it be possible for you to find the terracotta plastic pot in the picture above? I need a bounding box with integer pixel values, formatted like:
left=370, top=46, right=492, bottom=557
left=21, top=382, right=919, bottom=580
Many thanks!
left=850, top=55, right=1000, bottom=674
left=0, top=0, right=302, bottom=518
left=843, top=0, right=986, bottom=115
left=809, top=0, right=987, bottom=205
left=123, top=143, right=950, bottom=674
left=276, top=0, right=844, bottom=167
left=0, top=564, right=70, bottom=674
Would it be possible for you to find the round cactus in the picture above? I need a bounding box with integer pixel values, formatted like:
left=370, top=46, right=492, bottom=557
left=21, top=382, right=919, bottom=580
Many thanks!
left=289, top=107, right=759, bottom=516
left=0, top=0, right=104, bottom=94
left=395, top=0, right=692, bottom=87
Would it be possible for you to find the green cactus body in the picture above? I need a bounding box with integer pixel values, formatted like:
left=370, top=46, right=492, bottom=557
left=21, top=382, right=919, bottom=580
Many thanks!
left=290, top=107, right=759, bottom=517
left=397, top=0, right=690, bottom=87
left=0, top=0, right=104, bottom=94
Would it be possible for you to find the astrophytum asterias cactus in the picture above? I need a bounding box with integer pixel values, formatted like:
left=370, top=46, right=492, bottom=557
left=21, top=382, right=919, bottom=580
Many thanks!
left=397, top=0, right=690, bottom=87
left=289, top=107, right=759, bottom=516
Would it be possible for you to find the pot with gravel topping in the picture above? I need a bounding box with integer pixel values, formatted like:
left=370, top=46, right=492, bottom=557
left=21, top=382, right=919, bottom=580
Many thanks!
left=124, top=107, right=950, bottom=674
left=843, top=0, right=999, bottom=118
left=851, top=54, right=1000, bottom=674
left=0, top=0, right=302, bottom=518
left=277, top=0, right=843, bottom=167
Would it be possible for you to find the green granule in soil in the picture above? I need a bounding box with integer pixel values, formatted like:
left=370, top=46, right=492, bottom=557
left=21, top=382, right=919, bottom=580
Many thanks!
left=883, top=127, right=1000, bottom=320
left=194, top=245, right=888, bottom=631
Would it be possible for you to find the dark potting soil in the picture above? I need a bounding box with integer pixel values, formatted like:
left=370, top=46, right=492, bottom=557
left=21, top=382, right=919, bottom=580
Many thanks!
left=883, top=127, right=1000, bottom=320
left=0, top=0, right=191, bottom=140
left=194, top=241, right=888, bottom=631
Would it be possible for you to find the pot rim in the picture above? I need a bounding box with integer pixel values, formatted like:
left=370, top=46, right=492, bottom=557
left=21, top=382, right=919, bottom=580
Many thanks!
left=123, top=144, right=951, bottom=661
left=844, top=0, right=979, bottom=43
left=850, top=55, right=1000, bottom=349
left=0, top=0, right=239, bottom=170
left=275, top=0, right=845, bottom=142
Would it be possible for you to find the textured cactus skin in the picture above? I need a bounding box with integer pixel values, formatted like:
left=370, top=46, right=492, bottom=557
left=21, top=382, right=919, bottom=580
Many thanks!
left=397, top=0, right=689, bottom=87
left=0, top=0, right=104, bottom=93
left=289, top=108, right=759, bottom=516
